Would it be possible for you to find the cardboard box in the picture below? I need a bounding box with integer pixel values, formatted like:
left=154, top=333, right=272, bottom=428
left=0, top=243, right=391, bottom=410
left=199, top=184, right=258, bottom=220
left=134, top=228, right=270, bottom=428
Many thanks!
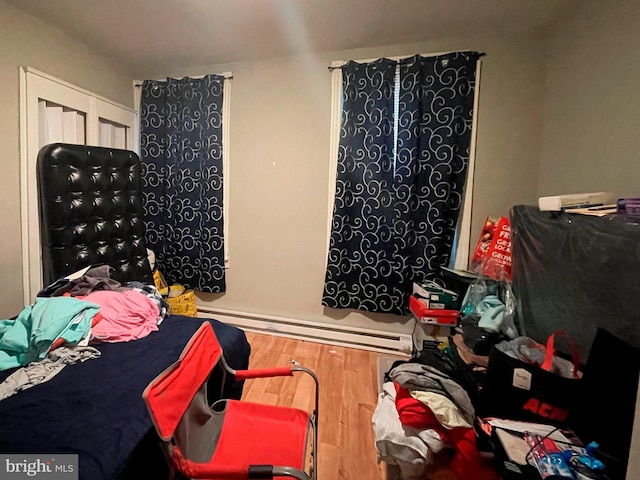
left=409, top=295, right=459, bottom=326
left=470, top=216, right=512, bottom=281
left=412, top=282, right=459, bottom=309
left=412, top=322, right=452, bottom=352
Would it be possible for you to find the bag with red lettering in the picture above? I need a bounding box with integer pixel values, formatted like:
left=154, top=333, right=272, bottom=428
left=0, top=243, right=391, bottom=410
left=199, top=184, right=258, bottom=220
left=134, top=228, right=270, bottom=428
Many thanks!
left=470, top=216, right=512, bottom=281
left=480, top=331, right=582, bottom=425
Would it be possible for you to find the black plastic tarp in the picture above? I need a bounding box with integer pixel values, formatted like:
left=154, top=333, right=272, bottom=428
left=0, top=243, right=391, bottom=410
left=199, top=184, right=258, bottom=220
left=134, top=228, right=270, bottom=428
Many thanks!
left=510, top=204, right=640, bottom=359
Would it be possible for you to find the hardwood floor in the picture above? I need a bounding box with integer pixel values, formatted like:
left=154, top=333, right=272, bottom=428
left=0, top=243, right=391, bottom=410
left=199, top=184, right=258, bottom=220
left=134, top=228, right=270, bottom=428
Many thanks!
left=241, top=332, right=458, bottom=480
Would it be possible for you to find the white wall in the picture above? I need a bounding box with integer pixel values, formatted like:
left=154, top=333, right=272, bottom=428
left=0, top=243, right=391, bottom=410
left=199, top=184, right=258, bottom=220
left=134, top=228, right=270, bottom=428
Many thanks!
left=0, top=0, right=135, bottom=318
left=140, top=30, right=547, bottom=335
left=539, top=0, right=640, bottom=198
left=541, top=2, right=640, bottom=477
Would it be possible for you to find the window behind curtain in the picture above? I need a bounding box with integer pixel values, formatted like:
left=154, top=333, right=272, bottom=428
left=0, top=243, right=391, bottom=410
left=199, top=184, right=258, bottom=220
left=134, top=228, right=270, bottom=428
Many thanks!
left=323, top=52, right=481, bottom=315
left=139, top=74, right=227, bottom=293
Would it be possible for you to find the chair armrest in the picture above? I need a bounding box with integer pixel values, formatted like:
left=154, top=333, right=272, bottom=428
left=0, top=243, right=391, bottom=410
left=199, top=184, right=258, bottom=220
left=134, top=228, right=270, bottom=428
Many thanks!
left=234, top=366, right=293, bottom=380
left=224, top=360, right=319, bottom=429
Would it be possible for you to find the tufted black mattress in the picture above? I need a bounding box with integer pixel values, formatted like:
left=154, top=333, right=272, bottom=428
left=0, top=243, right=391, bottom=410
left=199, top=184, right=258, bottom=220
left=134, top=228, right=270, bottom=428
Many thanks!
left=36, top=143, right=153, bottom=287
left=0, top=316, right=250, bottom=480
left=23, top=143, right=252, bottom=479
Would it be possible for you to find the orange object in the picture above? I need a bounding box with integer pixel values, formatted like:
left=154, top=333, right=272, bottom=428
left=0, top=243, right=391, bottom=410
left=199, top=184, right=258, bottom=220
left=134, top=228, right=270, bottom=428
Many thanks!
left=142, top=322, right=318, bottom=479
left=409, top=295, right=459, bottom=326
left=470, top=216, right=512, bottom=280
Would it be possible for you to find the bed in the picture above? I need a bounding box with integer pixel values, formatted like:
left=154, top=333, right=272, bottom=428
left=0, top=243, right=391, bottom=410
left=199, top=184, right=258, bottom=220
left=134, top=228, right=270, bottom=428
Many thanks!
left=0, top=143, right=251, bottom=479
left=0, top=314, right=250, bottom=480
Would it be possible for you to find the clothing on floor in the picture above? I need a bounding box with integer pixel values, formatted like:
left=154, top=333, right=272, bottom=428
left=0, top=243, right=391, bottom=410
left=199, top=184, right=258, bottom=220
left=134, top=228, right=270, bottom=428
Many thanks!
left=394, top=382, right=450, bottom=435
left=410, top=390, right=473, bottom=429
left=389, top=362, right=475, bottom=426
left=373, top=381, right=446, bottom=480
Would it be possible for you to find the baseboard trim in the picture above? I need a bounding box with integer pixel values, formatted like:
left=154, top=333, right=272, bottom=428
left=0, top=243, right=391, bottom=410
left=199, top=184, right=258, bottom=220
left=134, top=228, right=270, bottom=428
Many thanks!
left=197, top=307, right=413, bottom=355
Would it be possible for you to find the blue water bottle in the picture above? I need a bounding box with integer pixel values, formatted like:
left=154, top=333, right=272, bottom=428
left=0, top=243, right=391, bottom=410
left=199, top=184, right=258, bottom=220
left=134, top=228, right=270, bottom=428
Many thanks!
left=524, top=432, right=575, bottom=479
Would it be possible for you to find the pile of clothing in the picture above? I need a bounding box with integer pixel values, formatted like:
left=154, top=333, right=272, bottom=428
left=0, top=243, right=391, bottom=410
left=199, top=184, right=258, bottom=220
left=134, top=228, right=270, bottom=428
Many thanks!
left=373, top=335, right=499, bottom=480
left=0, top=265, right=168, bottom=400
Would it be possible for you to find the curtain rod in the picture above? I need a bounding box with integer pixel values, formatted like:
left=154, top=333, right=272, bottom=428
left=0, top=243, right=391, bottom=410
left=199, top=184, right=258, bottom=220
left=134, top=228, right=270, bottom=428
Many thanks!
left=327, top=51, right=486, bottom=71
left=134, top=74, right=233, bottom=88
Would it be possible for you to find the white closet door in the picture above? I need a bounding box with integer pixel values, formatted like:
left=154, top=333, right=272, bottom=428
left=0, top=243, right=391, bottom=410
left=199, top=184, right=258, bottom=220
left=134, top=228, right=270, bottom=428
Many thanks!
left=96, top=98, right=135, bottom=149
left=20, top=67, right=138, bottom=305
left=38, top=101, right=87, bottom=146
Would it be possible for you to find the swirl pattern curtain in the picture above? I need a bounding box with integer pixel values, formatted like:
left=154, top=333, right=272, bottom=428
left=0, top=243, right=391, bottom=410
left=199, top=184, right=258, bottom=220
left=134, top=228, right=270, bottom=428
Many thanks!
left=323, top=52, right=479, bottom=314
left=140, top=75, right=226, bottom=292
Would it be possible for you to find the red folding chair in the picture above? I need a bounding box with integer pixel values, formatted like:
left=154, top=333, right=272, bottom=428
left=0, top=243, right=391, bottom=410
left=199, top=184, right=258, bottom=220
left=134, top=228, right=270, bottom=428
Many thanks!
left=143, top=322, right=318, bottom=480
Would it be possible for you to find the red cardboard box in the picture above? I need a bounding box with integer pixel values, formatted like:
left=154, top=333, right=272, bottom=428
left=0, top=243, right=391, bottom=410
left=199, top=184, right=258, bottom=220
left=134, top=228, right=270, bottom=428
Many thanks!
left=470, top=216, right=512, bottom=281
left=409, top=295, right=459, bottom=326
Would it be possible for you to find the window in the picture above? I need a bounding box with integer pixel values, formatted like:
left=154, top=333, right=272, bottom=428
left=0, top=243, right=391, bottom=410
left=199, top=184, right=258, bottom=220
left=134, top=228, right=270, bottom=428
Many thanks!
left=323, top=53, right=482, bottom=314
left=20, top=67, right=137, bottom=304
left=135, top=74, right=231, bottom=292
left=327, top=54, right=481, bottom=273
left=133, top=74, right=232, bottom=269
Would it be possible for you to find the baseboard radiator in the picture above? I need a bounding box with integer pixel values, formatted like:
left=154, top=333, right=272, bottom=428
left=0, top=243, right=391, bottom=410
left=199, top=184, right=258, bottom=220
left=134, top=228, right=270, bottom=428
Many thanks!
left=197, top=306, right=413, bottom=355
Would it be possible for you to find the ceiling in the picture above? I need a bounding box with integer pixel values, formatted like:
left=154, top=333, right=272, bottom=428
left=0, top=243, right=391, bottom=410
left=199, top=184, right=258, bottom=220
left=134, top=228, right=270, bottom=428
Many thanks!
left=8, top=0, right=581, bottom=75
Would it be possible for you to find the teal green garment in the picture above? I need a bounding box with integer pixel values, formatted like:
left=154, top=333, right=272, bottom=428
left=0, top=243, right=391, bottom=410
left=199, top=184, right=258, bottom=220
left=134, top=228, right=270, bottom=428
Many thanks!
left=0, top=297, right=99, bottom=371
left=477, top=294, right=505, bottom=332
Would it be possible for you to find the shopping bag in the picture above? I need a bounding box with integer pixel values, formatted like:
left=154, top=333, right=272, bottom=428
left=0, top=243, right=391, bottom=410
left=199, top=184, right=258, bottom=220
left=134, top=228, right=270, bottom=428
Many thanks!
left=481, top=331, right=582, bottom=425
left=470, top=216, right=512, bottom=281
left=165, top=285, right=198, bottom=317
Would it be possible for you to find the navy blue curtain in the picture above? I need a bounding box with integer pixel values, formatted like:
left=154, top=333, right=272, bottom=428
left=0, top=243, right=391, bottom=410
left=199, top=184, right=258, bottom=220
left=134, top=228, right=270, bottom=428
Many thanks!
left=323, top=52, right=479, bottom=314
left=323, top=59, right=398, bottom=312
left=140, top=75, right=226, bottom=292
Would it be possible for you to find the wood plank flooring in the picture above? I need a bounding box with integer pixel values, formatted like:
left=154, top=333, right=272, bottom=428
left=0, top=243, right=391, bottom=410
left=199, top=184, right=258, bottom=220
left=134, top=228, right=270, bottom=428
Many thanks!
left=241, top=332, right=458, bottom=480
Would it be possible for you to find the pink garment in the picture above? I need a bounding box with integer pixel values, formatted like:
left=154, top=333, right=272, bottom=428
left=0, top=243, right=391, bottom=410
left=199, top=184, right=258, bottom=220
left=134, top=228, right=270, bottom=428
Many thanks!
left=84, top=290, right=160, bottom=343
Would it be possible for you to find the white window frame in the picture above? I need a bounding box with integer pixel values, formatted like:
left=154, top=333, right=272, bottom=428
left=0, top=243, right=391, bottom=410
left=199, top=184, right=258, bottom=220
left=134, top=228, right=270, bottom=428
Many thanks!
left=133, top=73, right=232, bottom=268
left=19, top=67, right=137, bottom=305
left=326, top=54, right=482, bottom=271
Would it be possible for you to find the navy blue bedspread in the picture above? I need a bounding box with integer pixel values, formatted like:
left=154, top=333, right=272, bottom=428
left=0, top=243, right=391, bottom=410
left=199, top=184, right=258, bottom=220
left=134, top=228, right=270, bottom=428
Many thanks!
left=0, top=315, right=250, bottom=480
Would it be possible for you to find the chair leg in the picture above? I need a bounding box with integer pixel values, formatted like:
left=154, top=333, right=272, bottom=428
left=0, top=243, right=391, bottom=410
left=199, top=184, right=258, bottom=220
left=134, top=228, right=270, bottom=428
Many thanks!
left=272, top=466, right=312, bottom=479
